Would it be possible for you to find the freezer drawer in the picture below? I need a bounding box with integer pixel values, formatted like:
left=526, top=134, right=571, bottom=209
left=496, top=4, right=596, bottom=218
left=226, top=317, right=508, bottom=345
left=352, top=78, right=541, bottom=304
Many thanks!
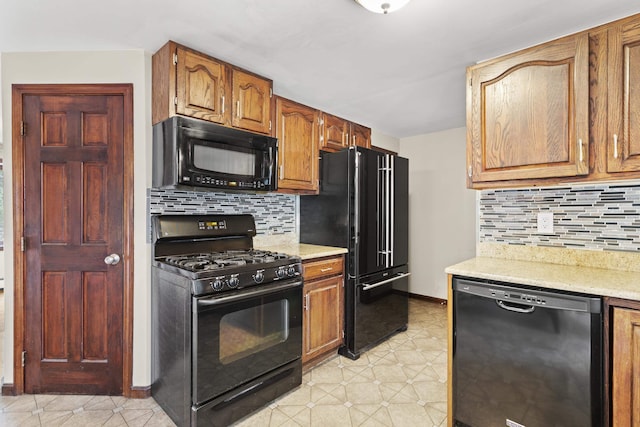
left=343, top=267, right=409, bottom=358
left=452, top=276, right=603, bottom=427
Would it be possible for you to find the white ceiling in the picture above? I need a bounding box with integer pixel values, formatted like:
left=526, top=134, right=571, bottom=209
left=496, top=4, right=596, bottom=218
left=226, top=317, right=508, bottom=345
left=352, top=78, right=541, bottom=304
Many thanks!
left=2, top=0, right=639, bottom=138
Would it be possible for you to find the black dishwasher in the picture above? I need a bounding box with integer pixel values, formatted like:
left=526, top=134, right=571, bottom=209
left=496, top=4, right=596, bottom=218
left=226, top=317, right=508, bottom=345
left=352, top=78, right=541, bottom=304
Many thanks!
left=452, top=276, right=603, bottom=427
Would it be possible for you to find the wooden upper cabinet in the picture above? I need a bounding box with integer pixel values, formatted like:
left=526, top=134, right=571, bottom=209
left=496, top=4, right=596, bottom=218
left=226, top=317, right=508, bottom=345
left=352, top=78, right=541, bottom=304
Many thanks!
left=350, top=122, right=371, bottom=149
left=274, top=97, right=320, bottom=193
left=607, top=16, right=640, bottom=173
left=176, top=46, right=228, bottom=125
left=231, top=68, right=273, bottom=134
left=152, top=41, right=273, bottom=134
left=321, top=113, right=349, bottom=152
left=467, top=33, right=590, bottom=187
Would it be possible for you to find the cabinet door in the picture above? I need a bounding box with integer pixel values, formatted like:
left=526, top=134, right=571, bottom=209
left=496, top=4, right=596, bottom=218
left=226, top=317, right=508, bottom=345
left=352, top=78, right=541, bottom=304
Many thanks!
left=321, top=113, right=349, bottom=152
left=350, top=123, right=371, bottom=149
left=467, top=33, right=589, bottom=185
left=175, top=46, right=228, bottom=125
left=612, top=307, right=640, bottom=426
left=303, top=276, right=343, bottom=363
left=274, top=97, right=319, bottom=192
left=231, top=68, right=272, bottom=134
left=607, top=17, right=640, bottom=173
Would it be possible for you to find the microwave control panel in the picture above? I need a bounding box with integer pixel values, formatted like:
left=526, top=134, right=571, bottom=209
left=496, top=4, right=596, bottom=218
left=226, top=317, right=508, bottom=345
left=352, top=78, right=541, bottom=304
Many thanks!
left=185, top=174, right=269, bottom=190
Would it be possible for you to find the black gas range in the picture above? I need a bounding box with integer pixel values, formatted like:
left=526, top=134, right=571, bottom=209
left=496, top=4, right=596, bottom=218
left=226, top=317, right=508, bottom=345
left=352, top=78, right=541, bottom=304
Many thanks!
left=151, top=214, right=303, bottom=427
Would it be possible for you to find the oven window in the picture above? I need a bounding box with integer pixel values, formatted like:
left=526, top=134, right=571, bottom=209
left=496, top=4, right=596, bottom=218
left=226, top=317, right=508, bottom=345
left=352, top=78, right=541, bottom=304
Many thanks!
left=219, top=299, right=289, bottom=365
left=193, top=144, right=256, bottom=176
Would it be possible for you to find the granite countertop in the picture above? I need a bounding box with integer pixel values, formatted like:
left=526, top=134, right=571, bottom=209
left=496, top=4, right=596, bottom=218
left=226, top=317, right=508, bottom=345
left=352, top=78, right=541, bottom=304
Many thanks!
left=255, top=242, right=347, bottom=261
left=446, top=256, right=640, bottom=301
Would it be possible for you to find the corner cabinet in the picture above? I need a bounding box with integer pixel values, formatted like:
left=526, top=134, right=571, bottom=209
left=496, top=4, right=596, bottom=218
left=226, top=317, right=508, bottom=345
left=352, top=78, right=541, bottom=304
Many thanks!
left=152, top=41, right=273, bottom=135
left=607, top=17, right=640, bottom=173
left=320, top=113, right=371, bottom=153
left=274, top=97, right=320, bottom=193
left=467, top=32, right=590, bottom=187
left=611, top=304, right=640, bottom=426
left=301, top=255, right=344, bottom=366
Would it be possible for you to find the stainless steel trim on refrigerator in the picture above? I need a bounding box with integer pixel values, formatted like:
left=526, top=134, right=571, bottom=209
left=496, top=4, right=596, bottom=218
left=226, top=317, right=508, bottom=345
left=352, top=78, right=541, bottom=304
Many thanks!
left=389, top=154, right=394, bottom=268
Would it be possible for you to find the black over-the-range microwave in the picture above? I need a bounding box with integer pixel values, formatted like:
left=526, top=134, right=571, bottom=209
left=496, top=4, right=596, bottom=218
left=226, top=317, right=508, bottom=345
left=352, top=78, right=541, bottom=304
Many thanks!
left=152, top=116, right=278, bottom=191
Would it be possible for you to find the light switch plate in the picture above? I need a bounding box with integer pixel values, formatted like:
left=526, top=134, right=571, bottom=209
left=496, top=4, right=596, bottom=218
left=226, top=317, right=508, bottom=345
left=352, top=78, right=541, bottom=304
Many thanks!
left=537, top=212, right=554, bottom=234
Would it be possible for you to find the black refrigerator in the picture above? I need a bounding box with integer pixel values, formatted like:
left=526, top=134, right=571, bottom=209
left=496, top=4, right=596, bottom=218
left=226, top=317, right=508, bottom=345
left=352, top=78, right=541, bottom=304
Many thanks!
left=300, top=146, right=410, bottom=360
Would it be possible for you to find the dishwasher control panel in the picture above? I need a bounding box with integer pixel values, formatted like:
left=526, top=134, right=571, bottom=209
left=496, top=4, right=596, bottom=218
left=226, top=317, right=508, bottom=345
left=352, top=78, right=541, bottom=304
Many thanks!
left=489, top=289, right=548, bottom=305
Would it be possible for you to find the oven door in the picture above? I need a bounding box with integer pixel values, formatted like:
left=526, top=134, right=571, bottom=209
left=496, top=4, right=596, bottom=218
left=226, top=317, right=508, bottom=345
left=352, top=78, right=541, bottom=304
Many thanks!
left=192, top=279, right=302, bottom=406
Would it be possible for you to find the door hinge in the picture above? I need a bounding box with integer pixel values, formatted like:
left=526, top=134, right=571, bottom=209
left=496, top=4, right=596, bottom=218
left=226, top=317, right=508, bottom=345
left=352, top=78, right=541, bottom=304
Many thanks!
left=20, top=121, right=26, bottom=136
left=174, top=96, right=178, bottom=106
left=22, top=351, right=26, bottom=367
left=20, top=236, right=25, bottom=252
left=173, top=52, right=178, bottom=65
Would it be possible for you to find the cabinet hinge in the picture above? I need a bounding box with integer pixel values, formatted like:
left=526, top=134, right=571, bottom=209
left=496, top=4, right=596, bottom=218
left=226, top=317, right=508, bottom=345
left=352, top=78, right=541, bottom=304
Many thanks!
left=20, top=121, right=26, bottom=136
left=22, top=351, right=26, bottom=367
left=174, top=96, right=178, bottom=106
left=173, top=52, right=178, bottom=65
left=21, top=236, right=25, bottom=252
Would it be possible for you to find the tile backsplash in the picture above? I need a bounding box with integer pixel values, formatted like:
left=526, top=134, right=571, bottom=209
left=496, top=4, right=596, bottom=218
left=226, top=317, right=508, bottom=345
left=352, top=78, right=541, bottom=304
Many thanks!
left=479, top=182, right=640, bottom=252
left=148, top=188, right=297, bottom=239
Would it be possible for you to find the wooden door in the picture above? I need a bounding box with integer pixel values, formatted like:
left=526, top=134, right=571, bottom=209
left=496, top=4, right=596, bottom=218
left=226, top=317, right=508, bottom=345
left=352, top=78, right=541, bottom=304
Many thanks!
left=303, top=276, right=343, bottom=363
left=320, top=113, right=349, bottom=152
left=467, top=32, right=589, bottom=186
left=19, top=87, right=128, bottom=395
left=612, top=307, right=640, bottom=426
left=607, top=16, right=640, bottom=173
left=274, top=97, right=319, bottom=193
left=176, top=45, right=228, bottom=125
left=231, top=68, right=272, bottom=134
left=350, top=123, right=371, bottom=149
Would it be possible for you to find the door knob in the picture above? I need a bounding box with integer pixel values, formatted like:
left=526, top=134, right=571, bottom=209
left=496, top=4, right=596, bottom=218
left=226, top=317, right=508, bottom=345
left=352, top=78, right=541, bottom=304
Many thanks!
left=104, top=254, right=121, bottom=265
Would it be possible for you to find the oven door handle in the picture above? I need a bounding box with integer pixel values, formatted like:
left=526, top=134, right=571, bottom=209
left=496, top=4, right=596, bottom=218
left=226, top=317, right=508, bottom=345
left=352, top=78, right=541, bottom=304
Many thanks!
left=361, top=272, right=411, bottom=291
left=196, top=280, right=302, bottom=307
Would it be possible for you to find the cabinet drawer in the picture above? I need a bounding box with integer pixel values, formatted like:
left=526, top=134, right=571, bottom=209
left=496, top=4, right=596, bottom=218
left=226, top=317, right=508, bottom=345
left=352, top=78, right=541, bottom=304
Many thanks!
left=303, top=256, right=344, bottom=281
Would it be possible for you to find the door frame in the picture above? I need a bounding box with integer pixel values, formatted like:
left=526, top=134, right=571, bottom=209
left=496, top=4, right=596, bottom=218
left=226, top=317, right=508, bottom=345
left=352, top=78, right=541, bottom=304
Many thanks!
left=10, top=84, right=135, bottom=396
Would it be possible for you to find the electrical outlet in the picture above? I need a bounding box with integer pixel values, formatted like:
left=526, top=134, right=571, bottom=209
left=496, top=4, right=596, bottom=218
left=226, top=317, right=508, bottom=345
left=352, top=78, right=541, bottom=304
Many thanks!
left=537, top=212, right=554, bottom=234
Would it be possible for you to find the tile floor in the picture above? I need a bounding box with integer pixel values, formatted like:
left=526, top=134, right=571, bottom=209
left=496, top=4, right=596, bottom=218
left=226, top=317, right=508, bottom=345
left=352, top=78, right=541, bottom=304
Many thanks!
left=0, top=296, right=448, bottom=426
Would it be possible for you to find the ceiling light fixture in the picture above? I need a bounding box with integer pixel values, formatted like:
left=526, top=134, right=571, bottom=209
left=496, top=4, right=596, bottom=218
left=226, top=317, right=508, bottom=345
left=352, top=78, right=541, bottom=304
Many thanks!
left=355, top=0, right=411, bottom=14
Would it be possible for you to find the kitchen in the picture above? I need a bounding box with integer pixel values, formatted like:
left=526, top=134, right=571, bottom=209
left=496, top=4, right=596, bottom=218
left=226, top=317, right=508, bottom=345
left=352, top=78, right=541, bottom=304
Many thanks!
left=2, top=1, right=640, bottom=426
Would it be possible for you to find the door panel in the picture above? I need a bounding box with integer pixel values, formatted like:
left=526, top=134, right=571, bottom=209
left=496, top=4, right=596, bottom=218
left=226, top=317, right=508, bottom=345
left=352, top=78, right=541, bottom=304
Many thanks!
left=23, top=92, right=125, bottom=394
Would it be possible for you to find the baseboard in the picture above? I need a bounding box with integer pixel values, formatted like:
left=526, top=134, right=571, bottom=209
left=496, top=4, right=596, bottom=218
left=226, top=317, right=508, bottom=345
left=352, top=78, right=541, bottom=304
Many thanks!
left=128, top=386, right=151, bottom=399
left=2, top=383, right=16, bottom=396
left=408, top=293, right=447, bottom=306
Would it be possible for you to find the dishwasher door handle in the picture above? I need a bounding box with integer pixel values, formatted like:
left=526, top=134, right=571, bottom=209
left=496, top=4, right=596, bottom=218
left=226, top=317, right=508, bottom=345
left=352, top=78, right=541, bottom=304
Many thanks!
left=496, top=300, right=535, bottom=314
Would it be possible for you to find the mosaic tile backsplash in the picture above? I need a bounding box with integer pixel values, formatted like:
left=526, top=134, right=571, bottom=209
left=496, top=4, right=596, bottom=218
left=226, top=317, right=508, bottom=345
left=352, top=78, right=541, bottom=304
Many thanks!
left=479, top=183, right=640, bottom=252
left=148, top=188, right=297, bottom=237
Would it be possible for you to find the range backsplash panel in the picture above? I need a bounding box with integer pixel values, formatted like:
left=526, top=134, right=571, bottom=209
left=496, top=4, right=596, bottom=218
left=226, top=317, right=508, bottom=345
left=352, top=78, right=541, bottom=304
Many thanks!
left=479, top=183, right=640, bottom=252
left=148, top=188, right=297, bottom=237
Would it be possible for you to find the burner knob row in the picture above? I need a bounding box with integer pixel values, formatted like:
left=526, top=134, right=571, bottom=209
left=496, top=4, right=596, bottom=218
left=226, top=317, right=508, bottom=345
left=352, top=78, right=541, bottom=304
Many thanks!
left=276, top=264, right=300, bottom=279
left=210, top=274, right=240, bottom=291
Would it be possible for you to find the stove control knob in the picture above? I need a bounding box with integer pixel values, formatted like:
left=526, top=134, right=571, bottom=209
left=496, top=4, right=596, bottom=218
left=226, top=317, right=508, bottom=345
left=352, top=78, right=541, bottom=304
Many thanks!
left=211, top=277, right=225, bottom=291
left=287, top=265, right=297, bottom=277
left=228, top=274, right=240, bottom=288
left=276, top=266, right=287, bottom=279
left=253, top=269, right=265, bottom=284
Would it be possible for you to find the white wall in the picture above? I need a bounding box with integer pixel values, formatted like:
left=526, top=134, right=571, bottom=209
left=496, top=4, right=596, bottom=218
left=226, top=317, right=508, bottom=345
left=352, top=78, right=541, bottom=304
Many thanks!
left=399, top=127, right=476, bottom=299
left=371, top=129, right=400, bottom=153
left=1, top=51, right=153, bottom=387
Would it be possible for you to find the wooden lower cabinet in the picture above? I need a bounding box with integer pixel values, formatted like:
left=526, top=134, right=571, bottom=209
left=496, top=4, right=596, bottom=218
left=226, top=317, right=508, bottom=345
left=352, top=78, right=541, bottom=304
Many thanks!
left=302, top=255, right=344, bottom=365
left=612, top=305, right=640, bottom=426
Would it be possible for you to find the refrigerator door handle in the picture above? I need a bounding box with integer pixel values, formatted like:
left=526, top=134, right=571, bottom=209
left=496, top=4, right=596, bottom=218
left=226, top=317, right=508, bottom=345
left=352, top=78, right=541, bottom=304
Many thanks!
left=389, top=155, right=395, bottom=267
left=354, top=151, right=360, bottom=248
left=362, top=272, right=411, bottom=291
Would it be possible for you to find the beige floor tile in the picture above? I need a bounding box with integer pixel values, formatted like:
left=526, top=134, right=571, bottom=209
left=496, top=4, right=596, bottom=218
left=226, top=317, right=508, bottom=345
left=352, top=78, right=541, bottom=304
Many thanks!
left=309, top=404, right=351, bottom=427
left=42, top=395, right=93, bottom=411
left=57, top=409, right=115, bottom=426
left=102, top=413, right=129, bottom=427
left=386, top=403, right=431, bottom=426
left=344, top=382, right=384, bottom=405
left=37, top=410, right=74, bottom=426
left=0, top=411, right=42, bottom=426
